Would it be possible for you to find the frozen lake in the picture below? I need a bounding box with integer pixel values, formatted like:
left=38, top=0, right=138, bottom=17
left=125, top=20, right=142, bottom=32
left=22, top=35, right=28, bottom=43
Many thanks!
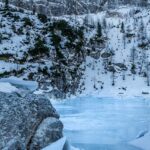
left=52, top=97, right=150, bottom=150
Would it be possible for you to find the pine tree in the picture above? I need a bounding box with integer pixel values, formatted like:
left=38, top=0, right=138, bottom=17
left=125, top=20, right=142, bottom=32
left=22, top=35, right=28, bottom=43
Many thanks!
left=16, top=0, right=22, bottom=7
left=5, top=0, right=9, bottom=10
left=146, top=61, right=150, bottom=86
left=131, top=46, right=136, bottom=65
left=0, top=33, right=2, bottom=44
left=121, top=22, right=125, bottom=33
left=97, top=22, right=102, bottom=37
left=131, top=46, right=136, bottom=79
left=138, top=19, right=145, bottom=43
left=102, top=18, right=107, bottom=29
left=122, top=60, right=126, bottom=80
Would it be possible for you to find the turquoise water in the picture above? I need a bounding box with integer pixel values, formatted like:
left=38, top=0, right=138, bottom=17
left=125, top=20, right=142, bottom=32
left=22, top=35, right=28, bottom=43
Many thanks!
left=53, top=97, right=150, bottom=150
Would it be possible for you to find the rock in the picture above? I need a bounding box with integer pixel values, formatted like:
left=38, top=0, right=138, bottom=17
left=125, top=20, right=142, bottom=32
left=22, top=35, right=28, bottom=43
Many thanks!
left=115, top=63, right=127, bottom=71
left=118, top=92, right=124, bottom=95
left=107, top=65, right=116, bottom=72
left=29, top=117, right=63, bottom=150
left=90, top=51, right=101, bottom=59
left=48, top=89, right=66, bottom=99
left=0, top=92, right=63, bottom=150
left=3, top=140, right=25, bottom=150
left=101, top=52, right=112, bottom=58
left=10, top=0, right=107, bottom=16
left=142, top=92, right=149, bottom=95
left=131, top=69, right=136, bottom=74
left=136, top=130, right=148, bottom=139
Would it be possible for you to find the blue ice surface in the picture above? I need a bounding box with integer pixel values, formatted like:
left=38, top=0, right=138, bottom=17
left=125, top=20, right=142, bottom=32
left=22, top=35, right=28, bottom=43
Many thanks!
left=53, top=96, right=150, bottom=150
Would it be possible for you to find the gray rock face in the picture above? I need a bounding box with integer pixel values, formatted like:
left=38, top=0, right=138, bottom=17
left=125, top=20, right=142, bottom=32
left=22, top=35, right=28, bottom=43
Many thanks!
left=29, top=117, right=63, bottom=150
left=0, top=0, right=148, bottom=16
left=0, top=92, right=63, bottom=150
left=6, top=0, right=107, bottom=16
left=8, top=0, right=148, bottom=16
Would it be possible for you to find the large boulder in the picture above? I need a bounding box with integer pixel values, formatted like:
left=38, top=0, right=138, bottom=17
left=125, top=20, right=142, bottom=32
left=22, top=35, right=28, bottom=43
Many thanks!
left=0, top=92, right=63, bottom=150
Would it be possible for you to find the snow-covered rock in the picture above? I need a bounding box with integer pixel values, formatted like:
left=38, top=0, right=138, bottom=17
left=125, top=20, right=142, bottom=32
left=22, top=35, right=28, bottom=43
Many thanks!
left=0, top=82, right=18, bottom=93
left=2, top=0, right=107, bottom=16
left=0, top=76, right=38, bottom=91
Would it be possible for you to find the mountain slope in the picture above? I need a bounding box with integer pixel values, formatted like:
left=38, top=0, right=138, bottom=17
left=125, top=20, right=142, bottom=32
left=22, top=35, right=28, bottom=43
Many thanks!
left=4, top=0, right=150, bottom=16
left=0, top=3, right=150, bottom=98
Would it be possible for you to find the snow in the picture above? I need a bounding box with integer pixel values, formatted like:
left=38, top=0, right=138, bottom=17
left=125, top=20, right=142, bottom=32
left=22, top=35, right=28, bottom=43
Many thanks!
left=0, top=82, right=18, bottom=93
left=42, top=137, right=80, bottom=150
left=130, top=132, right=150, bottom=150
left=0, top=76, right=38, bottom=91
left=34, top=89, right=44, bottom=95
left=34, top=86, right=53, bottom=95
left=0, top=61, right=18, bottom=73
left=74, top=6, right=150, bottom=99
left=42, top=137, right=66, bottom=150
left=77, top=56, right=150, bottom=99
left=0, top=76, right=38, bottom=93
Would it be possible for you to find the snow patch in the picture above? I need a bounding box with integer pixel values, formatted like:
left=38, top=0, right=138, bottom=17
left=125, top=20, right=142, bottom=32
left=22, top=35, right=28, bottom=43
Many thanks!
left=42, top=137, right=66, bottom=150
left=42, top=137, right=80, bottom=150
left=130, top=132, right=150, bottom=150
left=0, top=82, right=18, bottom=93
left=0, top=76, right=38, bottom=91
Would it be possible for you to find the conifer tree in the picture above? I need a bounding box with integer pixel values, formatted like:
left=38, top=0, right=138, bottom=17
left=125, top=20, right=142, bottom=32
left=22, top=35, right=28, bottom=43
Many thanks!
left=5, top=0, right=9, bottom=10
left=121, top=22, right=125, bottom=33
left=97, top=22, right=102, bottom=37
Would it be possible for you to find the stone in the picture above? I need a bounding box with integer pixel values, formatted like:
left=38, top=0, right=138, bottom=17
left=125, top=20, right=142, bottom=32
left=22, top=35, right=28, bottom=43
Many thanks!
left=101, top=52, right=112, bottom=58
left=0, top=92, right=63, bottom=150
left=48, top=89, right=66, bottom=99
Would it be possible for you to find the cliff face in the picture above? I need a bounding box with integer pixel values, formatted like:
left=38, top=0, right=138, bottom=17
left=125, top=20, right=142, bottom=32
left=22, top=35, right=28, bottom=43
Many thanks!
left=5, top=0, right=149, bottom=16
left=2, top=0, right=107, bottom=16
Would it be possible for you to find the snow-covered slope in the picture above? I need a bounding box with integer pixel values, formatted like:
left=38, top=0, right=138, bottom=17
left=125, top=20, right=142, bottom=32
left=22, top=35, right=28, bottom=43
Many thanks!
left=76, top=6, right=150, bottom=98
left=1, top=3, right=150, bottom=98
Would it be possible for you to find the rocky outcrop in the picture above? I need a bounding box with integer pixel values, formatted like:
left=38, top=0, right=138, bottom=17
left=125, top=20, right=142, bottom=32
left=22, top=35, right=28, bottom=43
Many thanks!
left=6, top=0, right=148, bottom=16
left=4, top=0, right=108, bottom=16
left=0, top=92, right=63, bottom=150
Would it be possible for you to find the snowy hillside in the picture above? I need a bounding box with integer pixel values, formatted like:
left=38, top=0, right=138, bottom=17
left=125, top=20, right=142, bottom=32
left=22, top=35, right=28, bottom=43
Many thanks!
left=1, top=2, right=150, bottom=98
left=77, top=6, right=150, bottom=98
